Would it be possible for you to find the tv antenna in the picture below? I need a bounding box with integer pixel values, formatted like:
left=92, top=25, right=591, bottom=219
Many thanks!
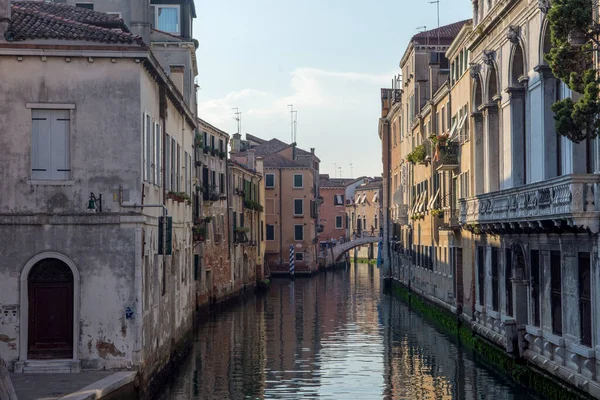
left=287, top=105, right=297, bottom=144
left=416, top=26, right=428, bottom=46
left=350, top=163, right=353, bottom=178
left=232, top=108, right=241, bottom=135
left=429, top=1, right=440, bottom=47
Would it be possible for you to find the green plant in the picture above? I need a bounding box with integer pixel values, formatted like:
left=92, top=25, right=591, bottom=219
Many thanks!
left=204, top=146, right=211, bottom=154
left=406, top=144, right=427, bottom=164
left=193, top=226, right=206, bottom=236
left=431, top=209, right=444, bottom=218
left=235, top=226, right=250, bottom=233
left=219, top=151, right=226, bottom=159
left=195, top=132, right=202, bottom=147
left=211, top=148, right=219, bottom=156
left=546, top=0, right=600, bottom=143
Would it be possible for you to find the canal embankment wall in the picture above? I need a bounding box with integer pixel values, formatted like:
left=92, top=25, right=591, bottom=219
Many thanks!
left=385, top=278, right=593, bottom=400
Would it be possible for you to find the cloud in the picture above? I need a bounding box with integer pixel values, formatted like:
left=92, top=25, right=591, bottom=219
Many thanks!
left=197, top=67, right=393, bottom=177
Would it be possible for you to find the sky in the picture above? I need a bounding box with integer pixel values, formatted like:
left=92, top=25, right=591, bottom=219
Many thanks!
left=193, top=0, right=472, bottom=179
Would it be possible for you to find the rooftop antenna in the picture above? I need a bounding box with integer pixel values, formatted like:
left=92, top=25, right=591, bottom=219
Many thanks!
left=429, top=1, right=440, bottom=47
left=292, top=110, right=298, bottom=143
left=287, top=104, right=295, bottom=143
left=350, top=163, right=353, bottom=179
left=334, top=163, right=337, bottom=179
left=338, top=166, right=342, bottom=178
left=232, top=107, right=241, bottom=135
left=416, top=26, right=428, bottom=47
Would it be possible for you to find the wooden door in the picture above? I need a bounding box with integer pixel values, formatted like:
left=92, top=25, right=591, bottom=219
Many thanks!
left=28, top=259, right=73, bottom=359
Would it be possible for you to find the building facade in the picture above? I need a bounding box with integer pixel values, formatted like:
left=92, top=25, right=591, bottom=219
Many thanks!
left=195, top=119, right=230, bottom=307
left=381, top=2, right=600, bottom=397
left=231, top=135, right=321, bottom=274
left=0, top=1, right=196, bottom=387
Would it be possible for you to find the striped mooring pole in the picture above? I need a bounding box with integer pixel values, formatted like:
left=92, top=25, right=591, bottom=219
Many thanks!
left=289, top=244, right=295, bottom=277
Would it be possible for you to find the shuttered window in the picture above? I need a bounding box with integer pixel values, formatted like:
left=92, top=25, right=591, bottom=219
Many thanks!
left=155, top=123, right=161, bottom=186
left=531, top=250, right=541, bottom=326
left=477, top=246, right=485, bottom=306
left=491, top=247, right=499, bottom=311
left=293, top=173, right=303, bottom=188
left=335, top=216, right=343, bottom=229
left=294, top=199, right=303, bottom=216
left=32, top=109, right=71, bottom=180
left=144, top=113, right=152, bottom=182
left=176, top=142, right=181, bottom=192
left=266, top=224, right=275, bottom=241
left=265, top=174, right=275, bottom=188
left=165, top=134, right=170, bottom=190
left=170, top=137, right=176, bottom=191
left=579, top=252, right=592, bottom=346
left=294, top=225, right=303, bottom=241
left=551, top=251, right=563, bottom=335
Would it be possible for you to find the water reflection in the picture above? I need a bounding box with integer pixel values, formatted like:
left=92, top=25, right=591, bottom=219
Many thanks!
left=157, top=264, right=534, bottom=399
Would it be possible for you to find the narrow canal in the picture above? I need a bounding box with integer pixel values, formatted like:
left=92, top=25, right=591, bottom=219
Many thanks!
left=156, top=264, right=539, bottom=399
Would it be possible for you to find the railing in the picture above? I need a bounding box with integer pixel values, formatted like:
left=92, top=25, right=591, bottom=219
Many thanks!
left=459, top=174, right=600, bottom=233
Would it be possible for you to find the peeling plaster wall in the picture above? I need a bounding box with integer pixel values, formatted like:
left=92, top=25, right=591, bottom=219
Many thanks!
left=0, top=55, right=195, bottom=376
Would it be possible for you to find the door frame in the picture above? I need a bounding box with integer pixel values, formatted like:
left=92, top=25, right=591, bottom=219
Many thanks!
left=19, top=252, right=80, bottom=362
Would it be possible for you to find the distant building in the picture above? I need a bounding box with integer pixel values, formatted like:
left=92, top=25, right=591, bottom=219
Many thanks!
left=318, top=175, right=365, bottom=243
left=231, top=134, right=321, bottom=274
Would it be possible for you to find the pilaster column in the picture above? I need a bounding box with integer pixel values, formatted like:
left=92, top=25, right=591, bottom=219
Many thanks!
left=534, top=65, right=559, bottom=179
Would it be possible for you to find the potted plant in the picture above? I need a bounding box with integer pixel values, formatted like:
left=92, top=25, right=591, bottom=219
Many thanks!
left=431, top=209, right=444, bottom=218
left=195, top=132, right=202, bottom=148
left=219, top=151, right=226, bottom=159
left=203, top=145, right=211, bottom=154
left=193, top=226, right=206, bottom=242
left=211, top=148, right=219, bottom=157
left=406, top=144, right=427, bottom=164
left=254, top=203, right=264, bottom=212
left=209, top=191, right=220, bottom=202
left=245, top=199, right=255, bottom=210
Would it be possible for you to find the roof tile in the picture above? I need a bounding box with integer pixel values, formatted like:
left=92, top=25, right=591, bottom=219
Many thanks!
left=6, top=2, right=144, bottom=45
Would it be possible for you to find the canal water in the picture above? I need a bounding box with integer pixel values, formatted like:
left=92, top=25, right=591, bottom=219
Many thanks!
left=156, top=264, right=538, bottom=399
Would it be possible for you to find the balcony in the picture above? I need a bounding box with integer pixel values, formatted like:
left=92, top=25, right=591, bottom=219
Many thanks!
left=460, top=174, right=600, bottom=234
left=436, top=142, right=459, bottom=171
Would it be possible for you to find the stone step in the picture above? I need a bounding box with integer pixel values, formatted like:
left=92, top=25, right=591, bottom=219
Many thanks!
left=17, top=360, right=80, bottom=374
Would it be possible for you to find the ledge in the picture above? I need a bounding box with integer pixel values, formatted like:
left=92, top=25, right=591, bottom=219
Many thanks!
left=60, top=371, right=137, bottom=400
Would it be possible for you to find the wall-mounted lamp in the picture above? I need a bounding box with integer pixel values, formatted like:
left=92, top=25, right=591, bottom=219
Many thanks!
left=87, top=192, right=102, bottom=213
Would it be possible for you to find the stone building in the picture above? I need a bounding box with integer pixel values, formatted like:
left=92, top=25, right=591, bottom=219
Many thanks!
left=347, top=178, right=383, bottom=238
left=460, top=1, right=600, bottom=395
left=231, top=134, right=321, bottom=275
left=228, top=154, right=266, bottom=287
left=318, top=175, right=360, bottom=243
left=0, top=0, right=196, bottom=387
left=195, top=119, right=230, bottom=307
left=381, top=1, right=600, bottom=397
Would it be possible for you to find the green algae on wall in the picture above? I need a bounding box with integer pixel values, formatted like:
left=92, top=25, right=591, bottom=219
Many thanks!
left=386, top=279, right=591, bottom=400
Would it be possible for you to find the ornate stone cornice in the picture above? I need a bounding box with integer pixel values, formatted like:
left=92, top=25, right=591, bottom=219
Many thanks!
left=469, top=63, right=481, bottom=78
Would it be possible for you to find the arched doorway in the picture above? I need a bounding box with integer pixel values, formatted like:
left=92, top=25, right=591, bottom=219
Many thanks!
left=472, top=75, right=485, bottom=194
left=27, top=258, right=74, bottom=359
left=508, top=43, right=528, bottom=185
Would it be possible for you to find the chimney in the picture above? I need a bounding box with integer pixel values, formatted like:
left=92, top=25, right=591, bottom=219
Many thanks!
left=310, top=148, right=315, bottom=155
left=231, top=133, right=241, bottom=152
left=247, top=149, right=256, bottom=170
left=256, top=156, right=264, bottom=175
left=169, top=65, right=185, bottom=95
left=129, top=0, right=150, bottom=45
left=0, top=0, right=11, bottom=41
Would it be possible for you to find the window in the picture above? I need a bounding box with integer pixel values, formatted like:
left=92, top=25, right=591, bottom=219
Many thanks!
left=154, top=5, right=181, bottom=35
left=210, top=135, right=215, bottom=149
left=477, top=246, right=485, bottom=306
left=579, top=252, right=592, bottom=346
left=176, top=143, right=181, bottom=192
left=294, top=199, right=303, bottom=216
left=505, top=248, right=513, bottom=317
left=266, top=174, right=275, bottom=188
left=76, top=3, right=94, bottom=10
left=184, top=151, right=189, bottom=193
left=219, top=173, right=225, bottom=194
left=31, top=109, right=70, bottom=180
left=144, top=113, right=151, bottom=182
left=165, top=134, right=171, bottom=190
left=335, top=216, right=343, bottom=229
left=219, top=139, right=224, bottom=152
left=266, top=224, right=275, bottom=241
left=334, top=194, right=344, bottom=206
left=491, top=248, right=499, bottom=311
left=211, top=170, right=216, bottom=188
left=293, top=174, right=303, bottom=188
left=170, top=137, right=176, bottom=191
left=295, top=253, right=304, bottom=261
left=551, top=250, right=562, bottom=335
left=531, top=250, right=541, bottom=326
left=294, top=225, right=304, bottom=241
left=155, top=122, right=162, bottom=186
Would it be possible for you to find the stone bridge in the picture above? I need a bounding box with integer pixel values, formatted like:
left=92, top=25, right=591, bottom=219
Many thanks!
left=326, top=235, right=381, bottom=265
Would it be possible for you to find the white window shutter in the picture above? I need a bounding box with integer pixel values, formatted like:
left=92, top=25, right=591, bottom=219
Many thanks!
left=145, top=114, right=152, bottom=182
left=50, top=110, right=70, bottom=180
left=156, top=124, right=162, bottom=187
left=165, top=134, right=170, bottom=190
left=31, top=110, right=51, bottom=180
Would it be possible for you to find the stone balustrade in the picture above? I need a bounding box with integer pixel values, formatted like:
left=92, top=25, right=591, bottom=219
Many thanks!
left=459, top=174, right=600, bottom=233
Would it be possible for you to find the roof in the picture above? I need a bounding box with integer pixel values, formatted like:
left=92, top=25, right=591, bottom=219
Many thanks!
left=411, top=20, right=471, bottom=43
left=262, top=153, right=306, bottom=169
left=6, top=2, right=143, bottom=45
left=198, top=118, right=229, bottom=138
left=319, top=175, right=365, bottom=188
left=246, top=134, right=315, bottom=158
left=356, top=181, right=383, bottom=192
